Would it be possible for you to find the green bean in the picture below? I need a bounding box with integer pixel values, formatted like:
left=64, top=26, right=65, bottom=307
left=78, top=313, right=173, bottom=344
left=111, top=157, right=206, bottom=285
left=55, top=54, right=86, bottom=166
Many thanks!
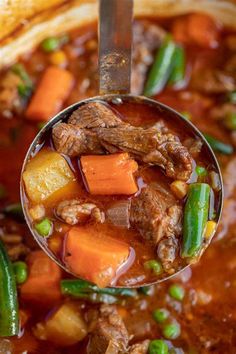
left=138, top=286, right=152, bottom=296
left=0, top=239, right=19, bottom=336
left=13, top=261, right=28, bottom=284
left=11, top=63, right=33, bottom=99
left=60, top=279, right=137, bottom=298
left=143, top=34, right=176, bottom=96
left=168, top=45, right=185, bottom=85
left=148, top=339, right=169, bottom=354
left=181, top=183, right=210, bottom=258
left=204, top=133, right=233, bottom=155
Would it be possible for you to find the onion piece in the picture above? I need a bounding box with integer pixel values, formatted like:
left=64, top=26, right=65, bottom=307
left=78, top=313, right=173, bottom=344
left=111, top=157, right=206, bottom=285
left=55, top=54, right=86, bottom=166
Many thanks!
left=106, top=200, right=131, bottom=228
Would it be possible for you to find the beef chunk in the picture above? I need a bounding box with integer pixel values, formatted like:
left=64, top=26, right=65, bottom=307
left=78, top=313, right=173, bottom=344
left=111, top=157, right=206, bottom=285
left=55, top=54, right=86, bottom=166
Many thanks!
left=87, top=305, right=129, bottom=354
left=52, top=123, right=104, bottom=156
left=97, top=126, right=193, bottom=181
left=128, top=340, right=150, bottom=354
left=56, top=199, right=104, bottom=225
left=130, top=186, right=182, bottom=245
left=157, top=236, right=179, bottom=272
left=53, top=102, right=193, bottom=181
left=68, top=101, right=123, bottom=128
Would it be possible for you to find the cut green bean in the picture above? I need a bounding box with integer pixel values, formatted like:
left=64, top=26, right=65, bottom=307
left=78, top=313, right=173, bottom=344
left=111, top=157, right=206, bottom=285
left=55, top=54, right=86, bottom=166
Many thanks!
left=204, top=133, right=233, bottom=155
left=11, top=63, right=33, bottom=100
left=13, top=261, right=28, bottom=285
left=144, top=34, right=176, bottom=96
left=61, top=279, right=137, bottom=297
left=168, top=45, right=185, bottom=85
left=181, top=183, right=210, bottom=258
left=148, top=339, right=169, bottom=354
left=0, top=239, right=19, bottom=336
left=195, top=165, right=207, bottom=177
left=34, top=218, right=52, bottom=237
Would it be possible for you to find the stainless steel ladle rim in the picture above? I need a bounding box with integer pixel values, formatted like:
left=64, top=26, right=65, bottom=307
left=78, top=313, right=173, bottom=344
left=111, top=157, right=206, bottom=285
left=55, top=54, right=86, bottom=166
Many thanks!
left=20, top=93, right=224, bottom=288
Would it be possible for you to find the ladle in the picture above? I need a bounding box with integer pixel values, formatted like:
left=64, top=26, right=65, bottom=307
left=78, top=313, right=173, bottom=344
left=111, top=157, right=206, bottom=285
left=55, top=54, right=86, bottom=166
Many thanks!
left=20, top=0, right=223, bottom=287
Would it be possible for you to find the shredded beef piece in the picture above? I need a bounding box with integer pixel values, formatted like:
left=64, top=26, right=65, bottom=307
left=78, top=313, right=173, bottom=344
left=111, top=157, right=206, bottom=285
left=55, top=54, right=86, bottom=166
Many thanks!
left=183, top=138, right=203, bottom=158
left=56, top=199, right=104, bottom=225
left=53, top=102, right=193, bottom=181
left=87, top=305, right=129, bottom=354
left=157, top=236, right=179, bottom=271
left=130, top=186, right=182, bottom=245
left=128, top=340, right=150, bottom=354
left=52, top=123, right=104, bottom=156
left=68, top=101, right=123, bottom=128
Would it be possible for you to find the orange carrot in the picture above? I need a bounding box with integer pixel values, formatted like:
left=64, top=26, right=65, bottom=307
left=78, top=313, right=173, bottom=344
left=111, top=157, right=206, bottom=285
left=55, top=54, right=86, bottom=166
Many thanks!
left=20, top=250, right=62, bottom=303
left=172, top=14, right=220, bottom=48
left=64, top=226, right=130, bottom=288
left=26, top=66, right=74, bottom=121
left=81, top=153, right=138, bottom=195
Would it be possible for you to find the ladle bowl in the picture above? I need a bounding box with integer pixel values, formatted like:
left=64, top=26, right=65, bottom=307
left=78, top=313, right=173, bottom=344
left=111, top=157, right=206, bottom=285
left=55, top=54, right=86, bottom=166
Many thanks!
left=20, top=0, right=223, bottom=288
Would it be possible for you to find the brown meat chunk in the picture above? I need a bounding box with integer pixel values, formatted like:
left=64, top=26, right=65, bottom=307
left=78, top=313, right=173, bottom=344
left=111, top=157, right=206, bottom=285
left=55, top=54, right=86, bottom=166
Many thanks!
left=98, top=126, right=193, bottom=181
left=87, top=305, right=129, bottom=354
left=130, top=186, right=182, bottom=245
left=68, top=101, right=123, bottom=128
left=157, top=236, right=179, bottom=271
left=52, top=123, right=104, bottom=156
left=128, top=340, right=150, bottom=354
left=56, top=199, right=104, bottom=225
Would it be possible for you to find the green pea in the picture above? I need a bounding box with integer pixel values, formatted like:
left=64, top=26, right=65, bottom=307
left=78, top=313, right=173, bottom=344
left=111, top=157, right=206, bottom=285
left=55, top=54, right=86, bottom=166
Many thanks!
left=149, top=339, right=168, bottom=354
left=195, top=166, right=207, bottom=177
left=168, top=284, right=185, bottom=301
left=41, top=37, right=60, bottom=52
left=34, top=218, right=52, bottom=237
left=162, top=322, right=181, bottom=339
left=153, top=308, right=169, bottom=323
left=144, top=260, right=163, bottom=275
left=13, top=261, right=28, bottom=284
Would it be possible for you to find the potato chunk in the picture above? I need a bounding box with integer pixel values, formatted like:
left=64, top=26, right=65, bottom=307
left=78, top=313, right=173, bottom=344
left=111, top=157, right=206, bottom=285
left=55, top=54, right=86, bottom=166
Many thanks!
left=23, top=149, right=75, bottom=203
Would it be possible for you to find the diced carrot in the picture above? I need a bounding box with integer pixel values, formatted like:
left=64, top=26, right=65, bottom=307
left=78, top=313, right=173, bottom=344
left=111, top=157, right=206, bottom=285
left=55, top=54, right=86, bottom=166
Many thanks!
left=20, top=250, right=62, bottom=304
left=25, top=66, right=74, bottom=121
left=81, top=153, right=138, bottom=195
left=187, top=14, right=220, bottom=48
left=64, top=226, right=130, bottom=288
left=172, top=14, right=220, bottom=48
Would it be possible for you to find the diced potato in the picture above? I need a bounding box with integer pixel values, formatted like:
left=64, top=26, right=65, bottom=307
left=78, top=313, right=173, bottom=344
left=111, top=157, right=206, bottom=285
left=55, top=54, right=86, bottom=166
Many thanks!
left=170, top=180, right=188, bottom=199
left=28, top=204, right=45, bottom=221
left=33, top=303, right=88, bottom=346
left=23, top=149, right=75, bottom=203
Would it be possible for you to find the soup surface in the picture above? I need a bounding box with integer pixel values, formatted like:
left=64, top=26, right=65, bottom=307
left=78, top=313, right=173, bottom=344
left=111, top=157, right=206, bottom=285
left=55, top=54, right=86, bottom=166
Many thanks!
left=0, top=13, right=236, bottom=353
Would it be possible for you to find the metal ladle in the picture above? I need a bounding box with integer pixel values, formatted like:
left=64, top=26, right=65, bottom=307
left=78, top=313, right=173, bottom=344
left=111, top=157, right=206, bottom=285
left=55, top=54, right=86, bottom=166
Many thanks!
left=20, top=0, right=223, bottom=287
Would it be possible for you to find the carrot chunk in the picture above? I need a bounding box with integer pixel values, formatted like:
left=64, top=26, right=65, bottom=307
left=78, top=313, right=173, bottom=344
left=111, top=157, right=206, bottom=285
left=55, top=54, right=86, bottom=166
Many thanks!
left=20, top=250, right=61, bottom=303
left=81, top=153, right=138, bottom=195
left=26, top=66, right=74, bottom=121
left=64, top=226, right=130, bottom=288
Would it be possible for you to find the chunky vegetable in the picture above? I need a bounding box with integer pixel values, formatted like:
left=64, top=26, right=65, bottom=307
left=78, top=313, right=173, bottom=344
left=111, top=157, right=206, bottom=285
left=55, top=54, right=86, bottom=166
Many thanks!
left=181, top=183, right=210, bottom=258
left=23, top=149, right=75, bottom=203
left=20, top=251, right=61, bottom=303
left=168, top=284, right=185, bottom=301
left=61, top=279, right=137, bottom=297
left=26, top=66, right=74, bottom=121
left=153, top=308, right=169, bottom=324
left=144, top=260, right=163, bottom=275
left=143, top=34, right=176, bottom=96
left=33, top=303, right=87, bottom=346
left=162, top=322, right=181, bottom=339
left=34, top=218, right=52, bottom=237
left=195, top=166, right=207, bottom=177
left=168, top=45, right=185, bottom=85
left=170, top=180, right=188, bottom=199
left=81, top=153, right=138, bottom=195
left=204, top=133, right=233, bottom=155
left=148, top=339, right=169, bottom=354
left=0, top=239, right=19, bottom=337
left=13, top=261, right=28, bottom=284
left=64, top=226, right=130, bottom=288
left=11, top=63, right=33, bottom=99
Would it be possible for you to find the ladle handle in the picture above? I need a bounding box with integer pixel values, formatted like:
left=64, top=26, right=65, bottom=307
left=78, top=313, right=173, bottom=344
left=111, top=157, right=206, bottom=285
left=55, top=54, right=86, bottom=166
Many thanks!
left=99, top=0, right=133, bottom=95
